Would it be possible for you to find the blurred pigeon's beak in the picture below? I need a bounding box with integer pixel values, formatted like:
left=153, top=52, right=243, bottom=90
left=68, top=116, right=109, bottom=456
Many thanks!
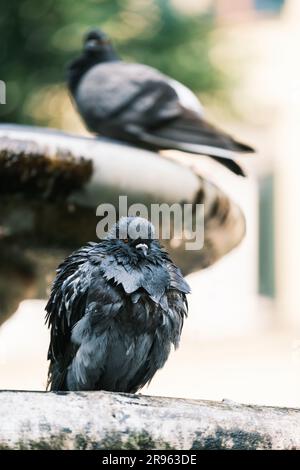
left=135, top=243, right=148, bottom=256
left=85, top=39, right=99, bottom=51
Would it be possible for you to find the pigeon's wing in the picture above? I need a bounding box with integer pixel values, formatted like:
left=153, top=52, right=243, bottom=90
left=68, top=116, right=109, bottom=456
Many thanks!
left=75, top=62, right=253, bottom=175
left=166, top=258, right=191, bottom=296
left=45, top=244, right=95, bottom=389
left=165, top=257, right=189, bottom=342
left=165, top=77, right=204, bottom=117
left=75, top=62, right=181, bottom=126
left=45, top=243, right=123, bottom=391
left=126, top=284, right=189, bottom=393
left=46, top=245, right=93, bottom=360
left=127, top=257, right=190, bottom=393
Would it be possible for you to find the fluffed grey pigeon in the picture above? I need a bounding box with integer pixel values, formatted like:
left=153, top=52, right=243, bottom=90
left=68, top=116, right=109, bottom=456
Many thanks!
left=46, top=217, right=190, bottom=392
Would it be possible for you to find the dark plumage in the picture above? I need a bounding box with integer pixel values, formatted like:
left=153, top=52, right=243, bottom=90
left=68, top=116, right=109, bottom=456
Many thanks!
left=67, top=29, right=254, bottom=176
left=46, top=217, right=190, bottom=392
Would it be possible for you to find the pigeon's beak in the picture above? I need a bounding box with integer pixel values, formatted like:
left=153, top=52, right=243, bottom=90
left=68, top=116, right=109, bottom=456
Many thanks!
left=85, top=39, right=100, bottom=51
left=85, top=38, right=110, bottom=52
left=135, top=243, right=148, bottom=256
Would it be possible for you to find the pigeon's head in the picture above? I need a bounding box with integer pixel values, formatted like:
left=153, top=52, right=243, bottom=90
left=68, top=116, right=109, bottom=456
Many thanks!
left=83, top=29, right=115, bottom=56
left=107, top=217, right=156, bottom=258
left=67, top=29, right=118, bottom=93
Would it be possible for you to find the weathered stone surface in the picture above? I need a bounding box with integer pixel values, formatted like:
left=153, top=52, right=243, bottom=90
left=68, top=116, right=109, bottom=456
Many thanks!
left=0, top=124, right=245, bottom=273
left=0, top=391, right=299, bottom=450
left=0, top=124, right=245, bottom=322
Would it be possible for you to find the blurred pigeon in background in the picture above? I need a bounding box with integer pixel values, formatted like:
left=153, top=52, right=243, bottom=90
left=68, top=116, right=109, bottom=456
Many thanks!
left=67, top=29, right=254, bottom=176
left=46, top=217, right=190, bottom=392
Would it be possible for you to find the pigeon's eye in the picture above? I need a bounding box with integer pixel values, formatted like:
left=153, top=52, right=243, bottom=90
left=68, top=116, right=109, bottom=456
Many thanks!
left=123, top=238, right=129, bottom=244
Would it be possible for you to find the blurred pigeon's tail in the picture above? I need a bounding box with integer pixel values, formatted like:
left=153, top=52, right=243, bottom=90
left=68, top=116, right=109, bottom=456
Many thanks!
left=210, top=157, right=246, bottom=177
left=129, top=108, right=254, bottom=176
left=47, top=362, right=68, bottom=391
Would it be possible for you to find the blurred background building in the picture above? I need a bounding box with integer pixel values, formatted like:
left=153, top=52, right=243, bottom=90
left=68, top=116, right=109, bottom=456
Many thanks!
left=1, top=0, right=300, bottom=407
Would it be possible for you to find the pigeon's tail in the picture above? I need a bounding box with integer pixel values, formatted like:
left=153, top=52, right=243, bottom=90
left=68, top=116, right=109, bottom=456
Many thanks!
left=130, top=109, right=254, bottom=176
left=47, top=361, right=68, bottom=391
left=231, top=141, right=254, bottom=153
left=210, top=157, right=246, bottom=177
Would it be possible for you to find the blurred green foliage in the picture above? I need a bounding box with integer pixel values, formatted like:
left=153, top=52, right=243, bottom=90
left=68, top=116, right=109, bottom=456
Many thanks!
left=0, top=0, right=223, bottom=125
